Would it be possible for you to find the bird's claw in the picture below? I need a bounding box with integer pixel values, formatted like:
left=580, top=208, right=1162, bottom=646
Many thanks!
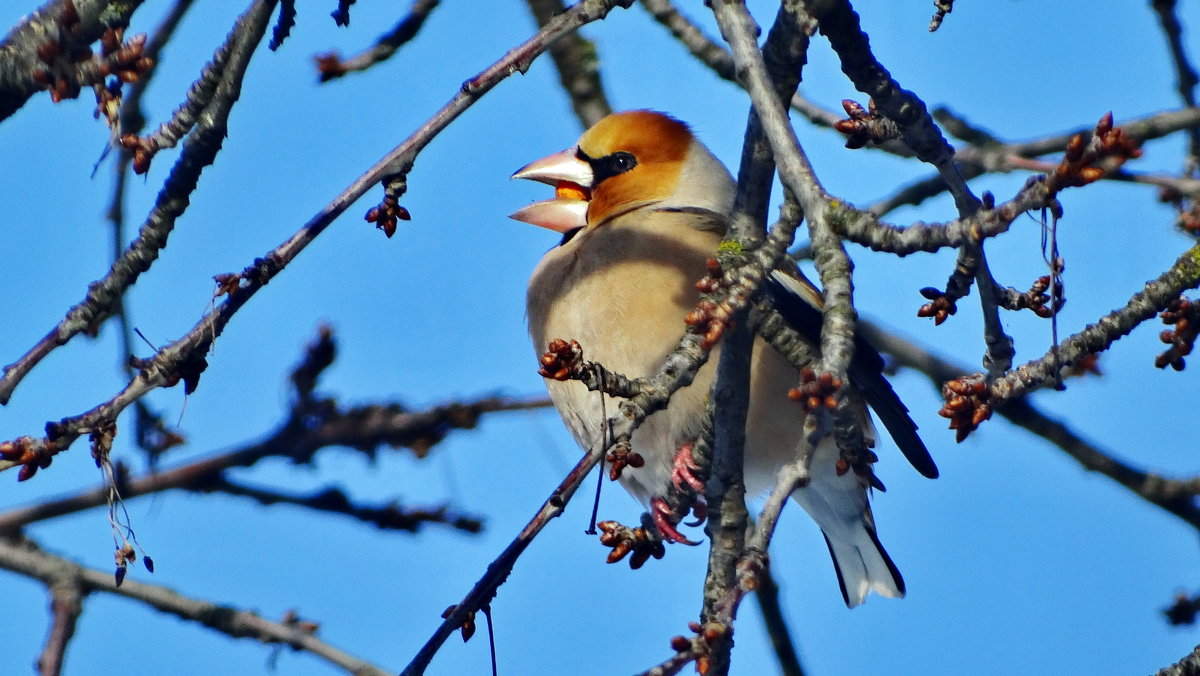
left=650, top=497, right=701, bottom=546
left=669, top=442, right=705, bottom=494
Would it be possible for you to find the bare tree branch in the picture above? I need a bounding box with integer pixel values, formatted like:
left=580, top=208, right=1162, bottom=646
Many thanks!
left=1156, top=643, right=1200, bottom=676
left=0, top=395, right=546, bottom=532
left=987, top=242, right=1200, bottom=404
left=315, top=0, right=441, bottom=83
left=1151, top=0, right=1199, bottom=166
left=0, top=533, right=392, bottom=676
left=525, top=0, right=612, bottom=128
left=870, top=107, right=1200, bottom=216
left=0, top=0, right=636, bottom=477
left=0, top=0, right=278, bottom=405
left=754, top=564, right=805, bottom=676
left=0, top=0, right=147, bottom=121
left=858, top=320, right=1200, bottom=529
left=192, top=477, right=484, bottom=534
left=35, top=578, right=84, bottom=676
left=698, top=4, right=813, bottom=673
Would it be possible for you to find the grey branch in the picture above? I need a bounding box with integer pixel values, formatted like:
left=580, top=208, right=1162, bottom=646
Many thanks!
left=0, top=533, right=391, bottom=676
left=315, top=0, right=441, bottom=83
left=858, top=321, right=1200, bottom=530
left=526, top=0, right=612, bottom=128
left=1155, top=643, right=1200, bottom=676
left=0, top=0, right=278, bottom=405
left=0, top=395, right=546, bottom=533
left=0, top=0, right=636, bottom=477
left=0, top=0, right=146, bottom=121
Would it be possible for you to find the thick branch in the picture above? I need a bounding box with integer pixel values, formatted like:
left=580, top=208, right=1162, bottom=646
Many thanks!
left=699, top=4, right=811, bottom=673
left=0, top=0, right=146, bottom=121
left=36, top=579, right=84, bottom=676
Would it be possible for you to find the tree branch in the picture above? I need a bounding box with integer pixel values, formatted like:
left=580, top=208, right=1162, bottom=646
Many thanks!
left=0, top=0, right=636, bottom=477
left=0, top=0, right=278, bottom=405
left=0, top=533, right=392, bottom=676
left=314, top=0, right=441, bottom=83
left=0, top=394, right=546, bottom=532
left=36, top=578, right=84, bottom=676
left=0, top=0, right=147, bottom=121
left=525, top=0, right=612, bottom=128
left=858, top=320, right=1200, bottom=529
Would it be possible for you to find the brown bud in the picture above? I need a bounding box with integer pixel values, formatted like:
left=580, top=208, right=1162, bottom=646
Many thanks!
left=607, top=542, right=631, bottom=564
left=670, top=635, right=691, bottom=652
left=833, top=119, right=857, bottom=134
left=1065, top=133, right=1085, bottom=160
left=841, top=99, right=866, bottom=116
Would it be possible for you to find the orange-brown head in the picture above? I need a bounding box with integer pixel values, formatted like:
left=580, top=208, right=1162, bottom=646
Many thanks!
left=511, top=110, right=734, bottom=231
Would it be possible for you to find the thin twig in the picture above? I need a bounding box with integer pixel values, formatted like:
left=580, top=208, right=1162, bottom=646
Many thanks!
left=1151, top=0, right=1200, bottom=168
left=870, top=107, right=1200, bottom=215
left=987, top=242, right=1200, bottom=404
left=315, top=0, right=441, bottom=82
left=754, top=564, right=805, bottom=676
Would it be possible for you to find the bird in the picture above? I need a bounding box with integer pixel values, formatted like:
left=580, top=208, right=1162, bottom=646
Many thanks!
left=510, top=110, right=937, bottom=607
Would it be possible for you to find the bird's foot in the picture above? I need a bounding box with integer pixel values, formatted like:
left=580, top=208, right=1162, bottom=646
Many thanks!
left=669, top=441, right=705, bottom=494
left=650, top=497, right=701, bottom=546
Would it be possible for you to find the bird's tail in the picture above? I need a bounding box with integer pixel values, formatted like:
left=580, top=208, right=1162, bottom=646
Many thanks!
left=821, top=523, right=905, bottom=608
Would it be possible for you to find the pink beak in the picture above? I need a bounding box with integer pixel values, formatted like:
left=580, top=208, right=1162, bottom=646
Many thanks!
left=509, top=148, right=593, bottom=233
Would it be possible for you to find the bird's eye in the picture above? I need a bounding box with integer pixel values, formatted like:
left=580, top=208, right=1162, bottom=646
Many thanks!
left=589, top=151, right=638, bottom=185
left=612, top=152, right=635, bottom=172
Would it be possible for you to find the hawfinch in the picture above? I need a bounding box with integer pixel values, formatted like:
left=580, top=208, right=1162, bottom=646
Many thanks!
left=511, top=110, right=937, bottom=607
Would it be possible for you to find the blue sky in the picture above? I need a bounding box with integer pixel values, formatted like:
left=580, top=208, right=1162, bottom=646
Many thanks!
left=2, top=1, right=1198, bottom=674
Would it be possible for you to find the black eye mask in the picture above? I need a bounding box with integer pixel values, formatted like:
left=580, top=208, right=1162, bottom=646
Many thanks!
left=576, top=149, right=638, bottom=186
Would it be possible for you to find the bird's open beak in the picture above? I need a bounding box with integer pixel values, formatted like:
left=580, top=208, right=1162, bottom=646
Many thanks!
left=510, top=148, right=593, bottom=233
